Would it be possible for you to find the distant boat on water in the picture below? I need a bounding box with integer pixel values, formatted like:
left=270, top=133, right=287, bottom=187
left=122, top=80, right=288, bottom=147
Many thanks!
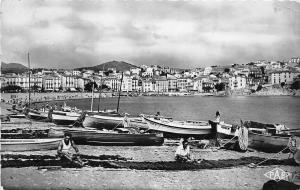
left=0, top=138, right=62, bottom=152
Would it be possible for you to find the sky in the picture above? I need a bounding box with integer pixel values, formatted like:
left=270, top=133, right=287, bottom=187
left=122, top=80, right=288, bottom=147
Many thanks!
left=2, top=0, right=300, bottom=69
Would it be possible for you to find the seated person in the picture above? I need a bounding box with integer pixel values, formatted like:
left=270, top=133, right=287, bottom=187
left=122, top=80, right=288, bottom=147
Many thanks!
left=175, top=138, right=191, bottom=162
left=57, top=133, right=84, bottom=166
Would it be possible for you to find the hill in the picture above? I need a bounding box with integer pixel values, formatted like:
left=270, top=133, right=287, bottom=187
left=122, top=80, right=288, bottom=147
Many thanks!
left=1, top=62, right=28, bottom=74
left=75, top=61, right=140, bottom=72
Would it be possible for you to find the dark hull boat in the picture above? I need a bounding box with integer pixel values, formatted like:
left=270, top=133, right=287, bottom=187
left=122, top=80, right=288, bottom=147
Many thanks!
left=59, top=128, right=164, bottom=146
left=248, top=131, right=299, bottom=153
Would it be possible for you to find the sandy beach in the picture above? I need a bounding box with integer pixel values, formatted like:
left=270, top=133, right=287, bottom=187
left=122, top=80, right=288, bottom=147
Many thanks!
left=1, top=100, right=300, bottom=190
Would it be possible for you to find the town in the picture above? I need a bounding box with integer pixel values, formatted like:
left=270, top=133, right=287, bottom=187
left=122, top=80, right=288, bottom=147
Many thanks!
left=1, top=57, right=300, bottom=96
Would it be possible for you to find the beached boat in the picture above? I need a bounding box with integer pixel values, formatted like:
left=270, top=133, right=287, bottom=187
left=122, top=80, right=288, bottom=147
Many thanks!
left=57, top=128, right=164, bottom=146
left=243, top=120, right=289, bottom=134
left=25, top=109, right=49, bottom=121
left=215, top=121, right=239, bottom=138
left=82, top=111, right=126, bottom=129
left=50, top=111, right=81, bottom=125
left=142, top=115, right=213, bottom=137
left=0, top=138, right=62, bottom=152
left=247, top=131, right=299, bottom=153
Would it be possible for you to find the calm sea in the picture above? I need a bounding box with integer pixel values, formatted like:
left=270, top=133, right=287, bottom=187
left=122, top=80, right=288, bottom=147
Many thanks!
left=54, top=96, right=300, bottom=129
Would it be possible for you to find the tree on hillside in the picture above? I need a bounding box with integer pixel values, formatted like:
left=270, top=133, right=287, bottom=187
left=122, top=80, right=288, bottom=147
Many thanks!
left=84, top=82, right=98, bottom=92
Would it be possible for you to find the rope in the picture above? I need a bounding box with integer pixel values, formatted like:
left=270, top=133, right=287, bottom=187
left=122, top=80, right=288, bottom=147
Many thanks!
left=251, top=146, right=290, bottom=167
left=111, top=120, right=124, bottom=131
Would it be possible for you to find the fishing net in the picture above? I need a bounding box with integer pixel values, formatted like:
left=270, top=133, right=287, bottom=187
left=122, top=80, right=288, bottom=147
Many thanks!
left=238, top=126, right=248, bottom=151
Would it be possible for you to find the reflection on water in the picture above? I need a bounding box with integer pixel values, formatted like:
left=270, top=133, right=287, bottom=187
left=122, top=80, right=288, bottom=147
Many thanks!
left=56, top=96, right=300, bottom=129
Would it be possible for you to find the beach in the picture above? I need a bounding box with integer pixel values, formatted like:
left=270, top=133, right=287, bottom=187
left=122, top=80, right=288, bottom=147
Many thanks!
left=1, top=143, right=299, bottom=190
left=1, top=94, right=300, bottom=190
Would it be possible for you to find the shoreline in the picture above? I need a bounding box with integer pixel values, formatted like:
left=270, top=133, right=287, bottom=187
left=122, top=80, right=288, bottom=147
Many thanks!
left=1, top=91, right=300, bottom=105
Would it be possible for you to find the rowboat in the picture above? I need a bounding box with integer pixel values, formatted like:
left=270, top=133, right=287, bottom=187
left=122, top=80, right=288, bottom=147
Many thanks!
left=57, top=128, right=164, bottom=146
left=0, top=138, right=62, bottom=152
left=215, top=122, right=239, bottom=138
left=142, top=115, right=213, bottom=137
left=243, top=120, right=289, bottom=134
left=247, top=131, right=299, bottom=153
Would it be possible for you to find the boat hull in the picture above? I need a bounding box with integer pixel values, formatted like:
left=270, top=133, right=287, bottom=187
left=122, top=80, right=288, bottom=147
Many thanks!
left=27, top=111, right=48, bottom=121
left=51, top=113, right=80, bottom=125
left=0, top=138, right=62, bottom=152
left=248, top=132, right=300, bottom=153
left=143, top=117, right=212, bottom=137
left=82, top=114, right=124, bottom=130
left=62, top=129, right=164, bottom=146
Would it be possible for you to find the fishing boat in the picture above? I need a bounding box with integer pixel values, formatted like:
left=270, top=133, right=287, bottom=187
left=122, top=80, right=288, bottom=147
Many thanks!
left=243, top=120, right=289, bottom=134
left=0, top=138, right=62, bottom=152
left=50, top=111, right=81, bottom=125
left=82, top=111, right=126, bottom=129
left=215, top=121, right=239, bottom=138
left=247, top=131, right=299, bottom=153
left=25, top=109, right=49, bottom=121
left=142, top=115, right=213, bottom=137
left=57, top=128, right=164, bottom=146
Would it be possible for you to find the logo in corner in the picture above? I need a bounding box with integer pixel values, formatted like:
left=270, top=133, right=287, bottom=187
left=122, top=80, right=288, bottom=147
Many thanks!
left=264, top=168, right=292, bottom=182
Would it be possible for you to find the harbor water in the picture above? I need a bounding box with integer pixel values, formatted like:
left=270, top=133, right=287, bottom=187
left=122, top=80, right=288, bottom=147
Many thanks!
left=54, top=96, right=300, bottom=129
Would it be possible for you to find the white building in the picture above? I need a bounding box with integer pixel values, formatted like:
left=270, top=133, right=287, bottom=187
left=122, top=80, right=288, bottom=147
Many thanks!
left=142, top=79, right=154, bottom=92
left=229, top=74, right=247, bottom=90
left=270, top=70, right=299, bottom=84
left=203, top=67, right=212, bottom=75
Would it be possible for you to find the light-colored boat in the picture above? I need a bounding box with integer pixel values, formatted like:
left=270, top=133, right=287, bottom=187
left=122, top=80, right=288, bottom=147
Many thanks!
left=216, top=122, right=239, bottom=138
left=50, top=111, right=81, bottom=125
left=248, top=131, right=299, bottom=153
left=82, top=111, right=125, bottom=129
left=0, top=138, right=62, bottom=152
left=142, top=115, right=212, bottom=137
left=26, top=109, right=49, bottom=121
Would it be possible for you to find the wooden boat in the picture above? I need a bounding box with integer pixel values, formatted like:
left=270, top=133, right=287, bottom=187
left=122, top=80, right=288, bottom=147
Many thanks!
left=243, top=120, right=289, bottom=134
left=248, top=131, right=299, bottom=153
left=0, top=138, right=62, bottom=152
left=283, top=128, right=300, bottom=137
left=142, top=115, right=213, bottom=137
left=25, top=109, right=49, bottom=121
left=215, top=121, right=239, bottom=138
left=82, top=111, right=125, bottom=130
left=56, top=128, right=164, bottom=146
left=50, top=111, right=81, bottom=125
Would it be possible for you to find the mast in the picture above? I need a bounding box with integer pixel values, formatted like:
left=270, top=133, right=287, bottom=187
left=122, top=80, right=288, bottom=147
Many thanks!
left=27, top=53, right=31, bottom=109
left=90, top=82, right=94, bottom=111
left=97, top=81, right=102, bottom=112
left=116, top=72, right=123, bottom=113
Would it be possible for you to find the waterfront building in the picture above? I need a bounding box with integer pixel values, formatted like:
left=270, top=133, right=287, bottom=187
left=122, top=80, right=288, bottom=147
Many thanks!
left=167, top=74, right=177, bottom=92
left=229, top=74, right=247, bottom=90
left=177, top=78, right=188, bottom=92
left=43, top=74, right=62, bottom=91
left=270, top=70, right=300, bottom=85
left=61, top=75, right=84, bottom=91
left=142, top=79, right=154, bottom=92
left=132, top=77, right=142, bottom=92
left=121, top=75, right=133, bottom=92
left=153, top=76, right=168, bottom=93
left=103, top=76, right=120, bottom=92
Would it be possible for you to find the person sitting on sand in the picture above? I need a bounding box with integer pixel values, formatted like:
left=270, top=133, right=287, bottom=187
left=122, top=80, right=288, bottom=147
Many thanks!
left=57, top=133, right=85, bottom=166
left=175, top=138, right=192, bottom=162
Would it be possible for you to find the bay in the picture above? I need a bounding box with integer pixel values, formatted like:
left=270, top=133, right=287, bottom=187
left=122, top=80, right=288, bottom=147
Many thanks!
left=55, top=96, right=300, bottom=129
